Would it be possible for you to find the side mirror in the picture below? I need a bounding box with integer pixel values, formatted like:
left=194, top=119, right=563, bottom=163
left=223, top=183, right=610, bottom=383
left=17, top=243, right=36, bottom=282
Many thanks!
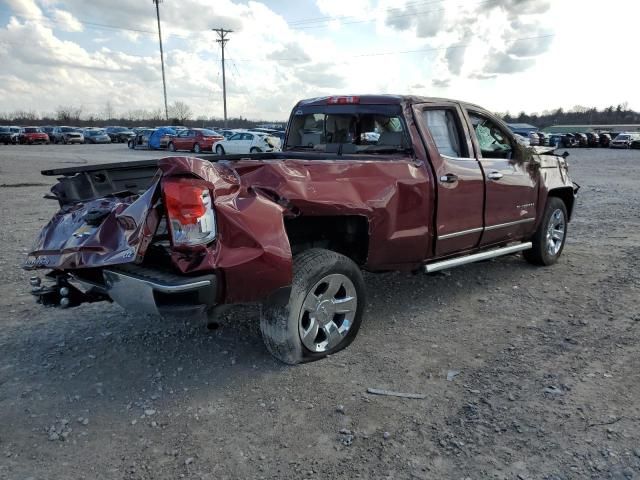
left=562, top=151, right=570, bottom=158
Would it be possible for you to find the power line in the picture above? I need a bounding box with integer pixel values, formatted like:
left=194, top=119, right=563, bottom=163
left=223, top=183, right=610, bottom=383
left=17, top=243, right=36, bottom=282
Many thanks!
left=213, top=28, right=232, bottom=127
left=153, top=0, right=169, bottom=121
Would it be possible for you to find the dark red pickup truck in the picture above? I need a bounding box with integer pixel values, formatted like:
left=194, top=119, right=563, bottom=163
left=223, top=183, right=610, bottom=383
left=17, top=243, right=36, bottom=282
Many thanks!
left=24, top=95, right=578, bottom=364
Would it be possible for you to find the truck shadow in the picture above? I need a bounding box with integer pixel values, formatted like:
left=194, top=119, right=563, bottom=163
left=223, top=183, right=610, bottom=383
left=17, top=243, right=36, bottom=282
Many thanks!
left=1, top=254, right=538, bottom=418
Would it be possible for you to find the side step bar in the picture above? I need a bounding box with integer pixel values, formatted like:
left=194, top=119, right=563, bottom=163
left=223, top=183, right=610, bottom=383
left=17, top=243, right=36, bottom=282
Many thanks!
left=423, top=242, right=532, bottom=273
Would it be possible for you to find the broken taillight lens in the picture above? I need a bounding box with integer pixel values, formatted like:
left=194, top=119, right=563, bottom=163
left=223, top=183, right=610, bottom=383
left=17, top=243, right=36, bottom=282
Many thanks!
left=162, top=177, right=216, bottom=247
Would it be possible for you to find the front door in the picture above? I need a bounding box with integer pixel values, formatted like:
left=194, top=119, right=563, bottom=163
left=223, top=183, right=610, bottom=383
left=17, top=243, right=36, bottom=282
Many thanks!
left=413, top=103, right=485, bottom=257
left=463, top=109, right=539, bottom=246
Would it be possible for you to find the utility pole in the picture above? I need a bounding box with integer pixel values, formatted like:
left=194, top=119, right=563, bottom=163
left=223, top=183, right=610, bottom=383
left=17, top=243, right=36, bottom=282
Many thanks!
left=213, top=28, right=233, bottom=127
left=153, top=0, right=169, bottom=121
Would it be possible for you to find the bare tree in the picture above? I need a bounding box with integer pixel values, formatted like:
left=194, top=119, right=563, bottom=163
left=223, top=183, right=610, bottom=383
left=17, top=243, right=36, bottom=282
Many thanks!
left=55, top=105, right=83, bottom=123
left=169, top=101, right=192, bottom=124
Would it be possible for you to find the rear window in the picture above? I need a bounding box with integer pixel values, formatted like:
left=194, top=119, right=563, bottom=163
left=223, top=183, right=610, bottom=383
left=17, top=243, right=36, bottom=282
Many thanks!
left=24, top=127, right=41, bottom=133
left=200, top=129, right=219, bottom=136
left=286, top=105, right=409, bottom=154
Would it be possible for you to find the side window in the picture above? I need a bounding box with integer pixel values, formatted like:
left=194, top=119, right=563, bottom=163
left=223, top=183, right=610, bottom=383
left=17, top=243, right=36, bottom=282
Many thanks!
left=244, top=133, right=254, bottom=141
left=229, top=133, right=242, bottom=141
left=421, top=109, right=465, bottom=158
left=468, top=112, right=514, bottom=159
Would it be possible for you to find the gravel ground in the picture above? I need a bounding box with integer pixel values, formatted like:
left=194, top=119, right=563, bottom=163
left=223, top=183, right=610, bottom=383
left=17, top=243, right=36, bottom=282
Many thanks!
left=0, top=144, right=639, bottom=480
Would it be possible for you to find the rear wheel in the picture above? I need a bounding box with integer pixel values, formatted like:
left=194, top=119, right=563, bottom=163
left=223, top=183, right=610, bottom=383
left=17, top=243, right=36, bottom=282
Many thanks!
left=524, top=197, right=568, bottom=266
left=216, top=144, right=225, bottom=155
left=193, top=143, right=201, bottom=153
left=250, top=147, right=261, bottom=153
left=260, top=249, right=366, bottom=364
left=127, top=140, right=134, bottom=149
left=168, top=142, right=176, bottom=152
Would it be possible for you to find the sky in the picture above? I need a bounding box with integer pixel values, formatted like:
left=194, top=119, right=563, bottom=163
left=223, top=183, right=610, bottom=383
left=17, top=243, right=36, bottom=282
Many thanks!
left=0, top=0, right=638, bottom=121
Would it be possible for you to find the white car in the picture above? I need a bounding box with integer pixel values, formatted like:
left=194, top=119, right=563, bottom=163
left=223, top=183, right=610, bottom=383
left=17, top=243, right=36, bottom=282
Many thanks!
left=214, top=131, right=280, bottom=155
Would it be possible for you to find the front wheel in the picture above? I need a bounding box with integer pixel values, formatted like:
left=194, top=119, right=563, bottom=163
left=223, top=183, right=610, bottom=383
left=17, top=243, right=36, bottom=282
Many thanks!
left=215, top=144, right=225, bottom=155
left=250, top=147, right=261, bottom=153
left=260, top=249, right=366, bottom=364
left=193, top=143, right=201, bottom=153
left=524, top=197, right=568, bottom=266
left=168, top=142, right=176, bottom=152
left=127, top=140, right=134, bottom=149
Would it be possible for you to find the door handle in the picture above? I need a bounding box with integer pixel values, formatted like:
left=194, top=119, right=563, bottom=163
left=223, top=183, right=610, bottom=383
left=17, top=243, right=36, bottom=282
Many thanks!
left=439, top=173, right=458, bottom=184
left=487, top=171, right=504, bottom=180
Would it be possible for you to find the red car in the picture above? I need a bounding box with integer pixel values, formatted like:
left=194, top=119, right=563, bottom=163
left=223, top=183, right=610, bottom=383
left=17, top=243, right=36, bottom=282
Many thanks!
left=167, top=128, right=224, bottom=153
left=19, top=127, right=50, bottom=145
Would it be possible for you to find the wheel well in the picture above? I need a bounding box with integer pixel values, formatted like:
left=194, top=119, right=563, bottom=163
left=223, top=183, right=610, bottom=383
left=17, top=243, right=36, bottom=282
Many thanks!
left=284, top=215, right=369, bottom=265
left=548, top=187, right=575, bottom=220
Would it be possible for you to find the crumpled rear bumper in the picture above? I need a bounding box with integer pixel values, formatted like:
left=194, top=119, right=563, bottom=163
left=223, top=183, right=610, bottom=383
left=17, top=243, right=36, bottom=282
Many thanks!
left=102, top=265, right=218, bottom=317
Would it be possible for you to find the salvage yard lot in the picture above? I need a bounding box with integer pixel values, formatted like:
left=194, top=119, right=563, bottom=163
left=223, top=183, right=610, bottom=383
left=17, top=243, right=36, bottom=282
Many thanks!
left=0, top=144, right=639, bottom=479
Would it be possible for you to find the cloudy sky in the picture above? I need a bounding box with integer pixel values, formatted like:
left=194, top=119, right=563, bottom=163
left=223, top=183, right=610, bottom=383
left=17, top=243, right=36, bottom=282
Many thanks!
left=0, top=0, right=638, bottom=121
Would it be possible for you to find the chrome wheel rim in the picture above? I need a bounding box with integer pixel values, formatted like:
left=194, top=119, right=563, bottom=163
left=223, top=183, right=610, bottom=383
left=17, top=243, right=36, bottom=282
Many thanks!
left=298, top=274, right=357, bottom=353
left=546, top=209, right=566, bottom=256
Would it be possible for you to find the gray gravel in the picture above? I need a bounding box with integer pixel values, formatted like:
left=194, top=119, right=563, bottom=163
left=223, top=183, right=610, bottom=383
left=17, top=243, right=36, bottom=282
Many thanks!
left=1, top=143, right=639, bottom=479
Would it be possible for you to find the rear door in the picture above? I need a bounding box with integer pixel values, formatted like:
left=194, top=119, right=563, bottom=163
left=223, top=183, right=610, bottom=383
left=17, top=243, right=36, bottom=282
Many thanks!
left=226, top=133, right=242, bottom=153
left=413, top=102, right=485, bottom=257
left=242, top=133, right=255, bottom=153
left=463, top=108, right=539, bottom=246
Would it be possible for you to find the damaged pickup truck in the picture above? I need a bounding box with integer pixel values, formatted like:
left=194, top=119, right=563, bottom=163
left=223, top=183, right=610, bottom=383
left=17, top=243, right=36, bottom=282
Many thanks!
left=24, top=95, right=578, bottom=364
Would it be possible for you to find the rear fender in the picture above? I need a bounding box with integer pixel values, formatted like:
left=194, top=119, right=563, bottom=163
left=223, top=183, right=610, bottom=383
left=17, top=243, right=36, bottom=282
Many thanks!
left=158, top=157, right=292, bottom=304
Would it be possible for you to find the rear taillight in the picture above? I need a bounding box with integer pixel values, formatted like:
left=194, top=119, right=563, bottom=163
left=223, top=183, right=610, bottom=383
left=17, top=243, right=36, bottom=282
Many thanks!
left=162, top=177, right=216, bottom=247
left=327, top=96, right=359, bottom=104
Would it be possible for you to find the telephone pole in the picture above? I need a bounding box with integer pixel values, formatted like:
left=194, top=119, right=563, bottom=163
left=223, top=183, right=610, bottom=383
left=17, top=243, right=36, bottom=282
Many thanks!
left=153, top=0, right=169, bottom=120
left=213, top=28, right=233, bottom=127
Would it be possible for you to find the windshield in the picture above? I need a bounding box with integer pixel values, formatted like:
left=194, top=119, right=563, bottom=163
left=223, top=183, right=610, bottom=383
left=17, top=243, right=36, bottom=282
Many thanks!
left=0, top=127, right=9, bottom=133
left=24, top=127, right=41, bottom=133
left=286, top=108, right=409, bottom=154
left=616, top=135, right=630, bottom=140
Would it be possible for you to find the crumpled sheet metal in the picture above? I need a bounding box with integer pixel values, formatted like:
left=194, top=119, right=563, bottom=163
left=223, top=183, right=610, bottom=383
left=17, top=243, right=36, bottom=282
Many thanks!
left=24, top=179, right=159, bottom=270
left=157, top=156, right=292, bottom=304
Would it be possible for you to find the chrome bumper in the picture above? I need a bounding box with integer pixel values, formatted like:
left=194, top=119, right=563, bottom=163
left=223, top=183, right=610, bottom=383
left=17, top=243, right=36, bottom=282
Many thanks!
left=102, top=266, right=217, bottom=317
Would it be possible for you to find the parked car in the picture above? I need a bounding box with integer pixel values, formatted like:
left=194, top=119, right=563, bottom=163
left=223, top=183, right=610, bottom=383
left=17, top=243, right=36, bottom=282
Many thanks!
left=53, top=126, right=84, bottom=144
left=41, top=126, right=56, bottom=143
left=598, top=133, right=612, bottom=148
left=127, top=129, right=155, bottom=149
left=585, top=132, right=599, bottom=148
left=536, top=132, right=548, bottom=146
left=0, top=126, right=18, bottom=145
left=548, top=134, right=563, bottom=147
left=167, top=128, right=225, bottom=153
left=528, top=132, right=540, bottom=146
left=573, top=133, right=588, bottom=147
left=560, top=134, right=578, bottom=147
left=83, top=129, right=112, bottom=144
left=631, top=137, right=640, bottom=149
left=24, top=94, right=578, bottom=364
left=214, top=131, right=281, bottom=155
left=610, top=133, right=638, bottom=149
left=18, top=127, right=50, bottom=144
left=105, top=126, right=135, bottom=143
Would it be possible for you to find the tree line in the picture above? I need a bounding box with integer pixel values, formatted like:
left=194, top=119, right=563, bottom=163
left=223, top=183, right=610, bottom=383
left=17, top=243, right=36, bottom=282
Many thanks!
left=0, top=101, right=284, bottom=129
left=500, top=103, right=640, bottom=128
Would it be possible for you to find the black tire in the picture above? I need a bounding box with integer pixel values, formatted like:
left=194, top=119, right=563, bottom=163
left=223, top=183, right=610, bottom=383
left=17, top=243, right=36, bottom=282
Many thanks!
left=524, top=197, right=568, bottom=266
left=193, top=143, right=201, bottom=153
left=127, top=140, right=134, bottom=149
left=250, top=147, right=261, bottom=153
left=260, top=249, right=366, bottom=364
left=216, top=144, right=225, bottom=155
left=168, top=142, right=176, bottom=152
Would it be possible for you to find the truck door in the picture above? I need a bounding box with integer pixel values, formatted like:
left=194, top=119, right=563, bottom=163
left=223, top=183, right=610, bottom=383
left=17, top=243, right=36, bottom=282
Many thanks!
left=462, top=108, right=539, bottom=246
left=413, top=103, right=485, bottom=257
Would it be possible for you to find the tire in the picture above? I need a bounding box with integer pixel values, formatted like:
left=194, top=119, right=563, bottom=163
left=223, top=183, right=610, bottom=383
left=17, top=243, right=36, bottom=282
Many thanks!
left=193, top=143, right=201, bottom=153
left=250, top=147, right=261, bottom=153
left=127, top=140, right=134, bottom=149
left=168, top=142, right=176, bottom=152
left=260, top=249, right=366, bottom=364
left=216, top=145, right=225, bottom=155
left=524, top=197, right=568, bottom=266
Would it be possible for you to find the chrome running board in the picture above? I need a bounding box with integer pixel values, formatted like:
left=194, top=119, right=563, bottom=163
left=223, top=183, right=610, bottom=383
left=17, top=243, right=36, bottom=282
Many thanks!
left=423, top=242, right=532, bottom=273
